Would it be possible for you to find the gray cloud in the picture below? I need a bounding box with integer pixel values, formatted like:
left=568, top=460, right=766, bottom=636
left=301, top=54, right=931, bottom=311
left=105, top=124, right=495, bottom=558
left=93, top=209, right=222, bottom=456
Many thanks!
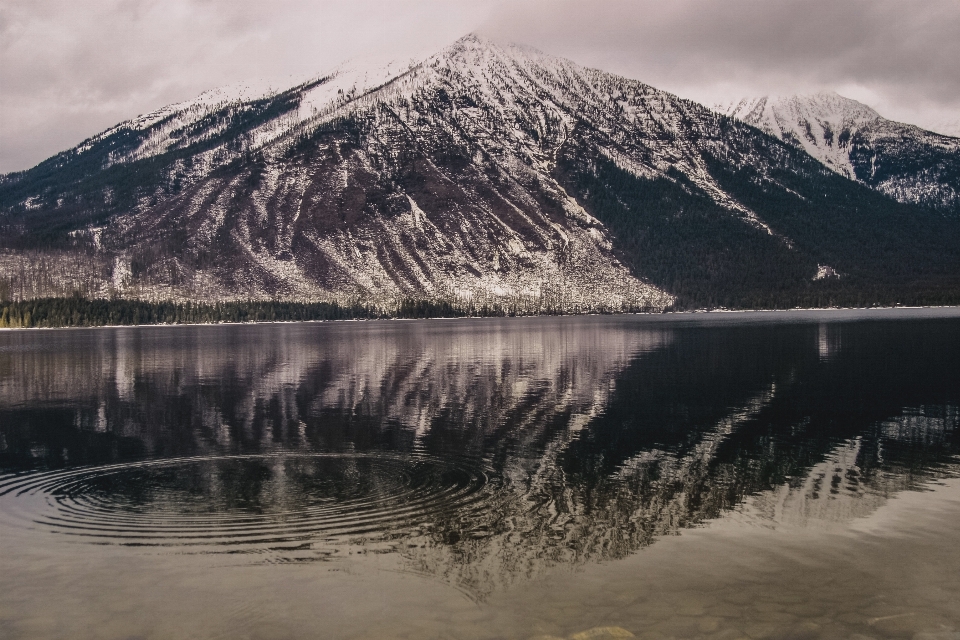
left=0, top=0, right=494, bottom=173
left=2, top=0, right=957, bottom=173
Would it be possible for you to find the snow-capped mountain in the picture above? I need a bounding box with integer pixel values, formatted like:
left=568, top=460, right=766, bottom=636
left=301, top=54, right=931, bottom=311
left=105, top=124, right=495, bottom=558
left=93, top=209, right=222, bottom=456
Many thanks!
left=718, top=92, right=960, bottom=212
left=2, top=35, right=959, bottom=310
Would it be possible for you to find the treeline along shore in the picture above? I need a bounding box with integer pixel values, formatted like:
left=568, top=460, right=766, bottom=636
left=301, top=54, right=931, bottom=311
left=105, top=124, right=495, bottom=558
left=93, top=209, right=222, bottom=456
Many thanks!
left=0, top=297, right=637, bottom=329
left=3, top=288, right=960, bottom=329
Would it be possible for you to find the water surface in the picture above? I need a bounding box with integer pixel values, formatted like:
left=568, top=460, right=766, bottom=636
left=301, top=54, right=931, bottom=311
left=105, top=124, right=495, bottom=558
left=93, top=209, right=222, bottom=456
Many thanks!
left=2, top=310, right=959, bottom=639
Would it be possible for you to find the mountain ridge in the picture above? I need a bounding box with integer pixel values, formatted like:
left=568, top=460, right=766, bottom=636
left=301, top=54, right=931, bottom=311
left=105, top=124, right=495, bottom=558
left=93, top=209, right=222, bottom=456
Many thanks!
left=716, top=91, right=960, bottom=212
left=2, top=34, right=959, bottom=312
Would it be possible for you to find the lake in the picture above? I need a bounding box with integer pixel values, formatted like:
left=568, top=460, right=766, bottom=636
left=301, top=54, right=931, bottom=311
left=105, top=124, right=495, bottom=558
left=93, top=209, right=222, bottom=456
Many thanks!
left=1, top=309, right=959, bottom=640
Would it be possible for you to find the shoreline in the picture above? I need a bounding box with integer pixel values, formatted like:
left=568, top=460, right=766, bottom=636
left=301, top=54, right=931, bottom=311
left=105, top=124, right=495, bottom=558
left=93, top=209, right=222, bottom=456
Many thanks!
left=2, top=304, right=960, bottom=332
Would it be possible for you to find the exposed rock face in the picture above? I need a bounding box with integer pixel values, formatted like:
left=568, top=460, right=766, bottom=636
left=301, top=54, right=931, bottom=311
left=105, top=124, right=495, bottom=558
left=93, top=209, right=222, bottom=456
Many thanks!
left=718, top=92, right=960, bottom=212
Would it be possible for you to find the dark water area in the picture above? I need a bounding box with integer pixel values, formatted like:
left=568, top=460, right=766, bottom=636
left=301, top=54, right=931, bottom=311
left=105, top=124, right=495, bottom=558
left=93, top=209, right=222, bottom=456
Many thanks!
left=1, top=310, right=959, bottom=640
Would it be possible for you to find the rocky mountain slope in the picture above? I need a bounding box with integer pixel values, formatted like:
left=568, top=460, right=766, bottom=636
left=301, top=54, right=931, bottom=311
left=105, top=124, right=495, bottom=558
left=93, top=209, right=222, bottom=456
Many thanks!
left=2, top=35, right=959, bottom=310
left=717, top=92, right=960, bottom=212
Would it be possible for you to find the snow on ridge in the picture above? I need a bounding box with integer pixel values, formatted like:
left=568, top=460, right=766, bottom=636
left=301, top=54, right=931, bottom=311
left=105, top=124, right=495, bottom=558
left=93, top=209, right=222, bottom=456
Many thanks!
left=724, top=92, right=960, bottom=141
left=433, top=35, right=793, bottom=234
left=73, top=32, right=676, bottom=175
left=718, top=91, right=881, bottom=130
left=716, top=92, right=884, bottom=180
left=71, top=74, right=320, bottom=163
left=715, top=91, right=960, bottom=209
left=923, top=117, right=960, bottom=139
left=70, top=34, right=881, bottom=231
left=94, top=54, right=436, bottom=170
left=296, top=54, right=428, bottom=121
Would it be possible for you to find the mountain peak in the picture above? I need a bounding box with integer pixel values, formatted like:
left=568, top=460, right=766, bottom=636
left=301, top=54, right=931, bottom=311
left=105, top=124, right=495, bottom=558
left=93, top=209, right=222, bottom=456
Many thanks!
left=451, top=31, right=547, bottom=55
left=715, top=90, right=960, bottom=210
left=718, top=92, right=882, bottom=135
left=3, top=35, right=959, bottom=311
left=715, top=91, right=885, bottom=181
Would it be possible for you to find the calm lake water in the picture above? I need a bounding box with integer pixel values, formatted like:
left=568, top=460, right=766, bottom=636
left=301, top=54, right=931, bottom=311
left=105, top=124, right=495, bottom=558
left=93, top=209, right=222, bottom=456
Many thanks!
left=1, top=310, right=959, bottom=640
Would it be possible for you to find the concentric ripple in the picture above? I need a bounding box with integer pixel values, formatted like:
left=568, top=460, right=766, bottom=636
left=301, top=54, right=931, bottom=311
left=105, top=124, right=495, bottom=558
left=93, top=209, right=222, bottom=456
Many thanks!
left=0, top=453, right=492, bottom=550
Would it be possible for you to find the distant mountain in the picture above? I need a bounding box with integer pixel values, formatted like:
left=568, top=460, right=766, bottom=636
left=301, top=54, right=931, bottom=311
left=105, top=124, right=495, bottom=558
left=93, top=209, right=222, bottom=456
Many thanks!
left=925, top=117, right=960, bottom=139
left=2, top=35, right=959, bottom=311
left=717, top=92, right=960, bottom=213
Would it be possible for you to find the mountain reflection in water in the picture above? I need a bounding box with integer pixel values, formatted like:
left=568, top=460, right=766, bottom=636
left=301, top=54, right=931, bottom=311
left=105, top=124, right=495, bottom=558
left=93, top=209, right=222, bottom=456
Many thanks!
left=1, top=313, right=959, bottom=598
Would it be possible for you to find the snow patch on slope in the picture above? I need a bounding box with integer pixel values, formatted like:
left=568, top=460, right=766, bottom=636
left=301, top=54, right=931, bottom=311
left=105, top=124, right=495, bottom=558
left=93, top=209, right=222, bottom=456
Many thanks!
left=717, top=92, right=960, bottom=211
left=717, top=92, right=881, bottom=180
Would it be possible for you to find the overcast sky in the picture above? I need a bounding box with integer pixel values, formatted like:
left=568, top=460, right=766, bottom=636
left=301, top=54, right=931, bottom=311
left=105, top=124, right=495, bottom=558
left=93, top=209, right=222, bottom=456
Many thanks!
left=2, top=0, right=958, bottom=174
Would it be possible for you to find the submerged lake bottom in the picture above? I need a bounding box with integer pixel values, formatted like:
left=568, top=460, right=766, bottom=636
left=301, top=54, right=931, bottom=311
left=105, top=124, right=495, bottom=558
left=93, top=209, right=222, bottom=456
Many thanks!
left=1, top=309, right=959, bottom=640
